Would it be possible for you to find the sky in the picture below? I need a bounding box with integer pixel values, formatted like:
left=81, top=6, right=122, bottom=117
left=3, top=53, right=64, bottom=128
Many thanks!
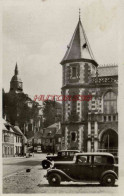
left=2, top=0, right=120, bottom=99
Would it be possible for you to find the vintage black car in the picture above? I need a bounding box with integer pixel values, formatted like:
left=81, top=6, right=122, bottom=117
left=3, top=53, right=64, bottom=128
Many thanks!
left=44, top=152, right=118, bottom=186
left=41, top=150, right=80, bottom=169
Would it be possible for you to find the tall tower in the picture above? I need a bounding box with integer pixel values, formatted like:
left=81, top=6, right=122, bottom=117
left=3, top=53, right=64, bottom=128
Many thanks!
left=10, top=63, right=23, bottom=93
left=61, top=15, right=98, bottom=151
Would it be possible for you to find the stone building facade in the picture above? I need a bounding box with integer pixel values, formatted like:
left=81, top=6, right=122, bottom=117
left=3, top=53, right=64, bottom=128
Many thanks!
left=61, top=17, right=118, bottom=156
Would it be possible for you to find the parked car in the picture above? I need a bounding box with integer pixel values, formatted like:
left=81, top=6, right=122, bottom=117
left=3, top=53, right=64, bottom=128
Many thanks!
left=44, top=152, right=118, bottom=186
left=41, top=150, right=80, bottom=169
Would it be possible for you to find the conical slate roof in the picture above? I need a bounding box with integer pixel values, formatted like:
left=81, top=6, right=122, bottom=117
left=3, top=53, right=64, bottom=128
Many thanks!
left=61, top=19, right=95, bottom=64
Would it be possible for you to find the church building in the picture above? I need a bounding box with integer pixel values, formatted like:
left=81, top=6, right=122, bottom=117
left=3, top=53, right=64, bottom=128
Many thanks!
left=3, top=63, right=43, bottom=136
left=61, top=16, right=118, bottom=157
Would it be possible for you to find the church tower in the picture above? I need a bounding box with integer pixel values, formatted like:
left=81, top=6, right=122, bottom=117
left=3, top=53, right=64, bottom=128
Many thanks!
left=61, top=14, right=98, bottom=151
left=10, top=63, right=23, bottom=93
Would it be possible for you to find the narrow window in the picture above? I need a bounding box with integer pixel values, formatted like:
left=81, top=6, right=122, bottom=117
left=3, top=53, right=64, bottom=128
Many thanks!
left=71, top=132, right=76, bottom=141
left=113, top=116, right=116, bottom=121
left=72, top=67, right=77, bottom=77
left=108, top=116, right=111, bottom=121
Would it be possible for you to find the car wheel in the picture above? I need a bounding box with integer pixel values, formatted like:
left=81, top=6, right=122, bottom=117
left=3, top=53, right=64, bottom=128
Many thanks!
left=101, top=174, right=115, bottom=186
left=42, top=161, right=50, bottom=169
left=48, top=173, right=61, bottom=186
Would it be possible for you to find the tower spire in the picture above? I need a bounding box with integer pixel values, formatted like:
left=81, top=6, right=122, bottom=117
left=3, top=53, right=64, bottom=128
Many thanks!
left=10, top=62, right=23, bottom=93
left=79, top=8, right=81, bottom=21
left=15, top=62, right=19, bottom=75
left=61, top=14, right=97, bottom=64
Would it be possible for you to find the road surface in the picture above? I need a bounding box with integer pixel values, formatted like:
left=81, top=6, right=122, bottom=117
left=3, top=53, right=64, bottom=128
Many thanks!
left=3, top=153, right=119, bottom=194
left=3, top=153, right=44, bottom=177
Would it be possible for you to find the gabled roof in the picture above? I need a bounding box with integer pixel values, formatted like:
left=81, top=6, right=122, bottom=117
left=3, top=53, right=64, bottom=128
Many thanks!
left=98, top=65, right=118, bottom=77
left=13, top=126, right=23, bottom=136
left=2, top=124, right=8, bottom=131
left=43, top=128, right=56, bottom=138
left=42, top=122, right=61, bottom=137
left=2, top=118, right=10, bottom=126
left=26, top=131, right=34, bottom=139
left=92, top=65, right=118, bottom=77
left=47, top=122, right=59, bottom=129
left=61, top=19, right=95, bottom=64
left=34, top=130, right=43, bottom=139
left=2, top=118, right=14, bottom=133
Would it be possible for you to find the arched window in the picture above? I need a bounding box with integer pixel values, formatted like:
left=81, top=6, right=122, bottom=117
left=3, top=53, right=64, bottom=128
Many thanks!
left=71, top=132, right=76, bottom=142
left=104, top=92, right=117, bottom=114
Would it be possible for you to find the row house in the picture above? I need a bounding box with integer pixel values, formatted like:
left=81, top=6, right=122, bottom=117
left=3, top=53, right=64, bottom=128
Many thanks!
left=2, top=118, right=27, bottom=157
left=2, top=119, right=14, bottom=157
left=13, top=126, right=27, bottom=155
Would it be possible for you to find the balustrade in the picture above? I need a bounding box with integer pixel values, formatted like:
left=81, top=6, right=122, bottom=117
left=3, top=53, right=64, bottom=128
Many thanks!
left=91, top=76, right=118, bottom=84
left=88, top=113, right=118, bottom=122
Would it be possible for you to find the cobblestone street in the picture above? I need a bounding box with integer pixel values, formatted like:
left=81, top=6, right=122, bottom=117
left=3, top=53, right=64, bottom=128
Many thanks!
left=3, top=153, right=119, bottom=194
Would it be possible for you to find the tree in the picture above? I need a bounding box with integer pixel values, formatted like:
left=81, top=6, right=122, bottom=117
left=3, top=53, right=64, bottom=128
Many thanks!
left=43, top=100, right=58, bottom=128
left=3, top=92, right=42, bottom=132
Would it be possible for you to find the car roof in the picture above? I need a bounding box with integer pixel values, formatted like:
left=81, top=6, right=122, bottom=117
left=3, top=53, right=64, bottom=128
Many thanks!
left=75, top=152, right=114, bottom=157
left=59, top=150, right=80, bottom=152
